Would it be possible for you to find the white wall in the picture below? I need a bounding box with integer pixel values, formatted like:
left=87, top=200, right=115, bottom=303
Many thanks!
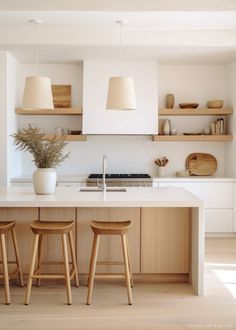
left=21, top=136, right=225, bottom=177
left=16, top=63, right=229, bottom=178
left=7, top=53, right=21, bottom=182
left=0, top=52, right=8, bottom=185
left=225, top=60, right=236, bottom=176
left=0, top=51, right=21, bottom=185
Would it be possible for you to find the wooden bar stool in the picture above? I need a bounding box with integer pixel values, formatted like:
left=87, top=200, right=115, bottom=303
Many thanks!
left=0, top=221, right=24, bottom=305
left=86, top=220, right=133, bottom=305
left=25, top=220, right=79, bottom=305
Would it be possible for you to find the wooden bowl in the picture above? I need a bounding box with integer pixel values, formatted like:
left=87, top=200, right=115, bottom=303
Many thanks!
left=207, top=100, right=224, bottom=109
left=179, top=103, right=199, bottom=109
left=70, top=130, right=81, bottom=135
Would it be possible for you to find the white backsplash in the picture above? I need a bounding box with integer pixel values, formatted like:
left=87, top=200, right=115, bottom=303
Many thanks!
left=21, top=135, right=225, bottom=177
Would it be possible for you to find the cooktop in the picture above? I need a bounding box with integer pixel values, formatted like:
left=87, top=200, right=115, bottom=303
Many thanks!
left=88, top=174, right=151, bottom=179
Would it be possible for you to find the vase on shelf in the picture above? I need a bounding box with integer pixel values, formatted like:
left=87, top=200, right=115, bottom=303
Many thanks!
left=163, top=119, right=171, bottom=135
left=166, top=93, right=175, bottom=109
left=33, top=168, right=57, bottom=195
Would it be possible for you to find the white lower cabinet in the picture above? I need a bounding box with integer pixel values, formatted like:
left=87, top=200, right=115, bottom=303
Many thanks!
left=185, top=183, right=233, bottom=208
left=205, top=209, right=233, bottom=233
left=154, top=180, right=235, bottom=233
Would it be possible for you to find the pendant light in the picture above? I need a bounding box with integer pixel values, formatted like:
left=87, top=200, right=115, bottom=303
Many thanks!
left=22, top=19, right=54, bottom=110
left=106, top=20, right=136, bottom=110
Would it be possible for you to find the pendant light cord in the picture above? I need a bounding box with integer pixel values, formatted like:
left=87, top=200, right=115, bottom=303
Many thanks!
left=35, top=21, right=39, bottom=73
left=30, top=19, right=42, bottom=75
left=119, top=21, right=123, bottom=77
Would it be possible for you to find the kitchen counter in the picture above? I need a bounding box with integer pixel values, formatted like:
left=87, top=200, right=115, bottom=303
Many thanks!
left=0, top=186, right=203, bottom=207
left=153, top=176, right=236, bottom=183
left=0, top=186, right=204, bottom=296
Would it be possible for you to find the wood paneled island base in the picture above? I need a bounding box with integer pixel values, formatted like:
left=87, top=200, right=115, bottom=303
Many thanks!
left=0, top=187, right=204, bottom=296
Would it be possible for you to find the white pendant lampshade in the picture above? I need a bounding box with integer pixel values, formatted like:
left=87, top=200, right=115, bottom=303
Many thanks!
left=23, top=76, right=54, bottom=110
left=22, top=20, right=54, bottom=110
left=106, top=77, right=136, bottom=110
left=106, top=20, right=136, bottom=111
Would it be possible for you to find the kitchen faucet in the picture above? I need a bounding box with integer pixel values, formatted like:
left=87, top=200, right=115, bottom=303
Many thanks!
left=102, top=154, right=107, bottom=192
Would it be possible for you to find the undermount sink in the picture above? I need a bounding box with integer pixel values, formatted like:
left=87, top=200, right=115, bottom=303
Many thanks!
left=79, top=187, right=126, bottom=192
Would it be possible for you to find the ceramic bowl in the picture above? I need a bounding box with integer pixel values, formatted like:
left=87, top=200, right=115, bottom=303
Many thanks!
left=207, top=100, right=224, bottom=108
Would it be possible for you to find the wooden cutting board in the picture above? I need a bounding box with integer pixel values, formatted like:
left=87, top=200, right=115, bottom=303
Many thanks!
left=185, top=153, right=217, bottom=176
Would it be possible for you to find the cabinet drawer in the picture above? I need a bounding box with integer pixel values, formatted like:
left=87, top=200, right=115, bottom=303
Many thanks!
left=159, top=182, right=186, bottom=188
left=205, top=209, right=233, bottom=232
left=186, top=183, right=233, bottom=208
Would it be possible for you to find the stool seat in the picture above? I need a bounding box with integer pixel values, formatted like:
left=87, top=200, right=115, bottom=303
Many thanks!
left=30, top=220, right=74, bottom=235
left=0, top=221, right=16, bottom=234
left=90, top=220, right=131, bottom=235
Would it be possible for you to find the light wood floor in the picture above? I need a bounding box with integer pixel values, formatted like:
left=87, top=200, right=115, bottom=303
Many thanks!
left=0, top=238, right=236, bottom=330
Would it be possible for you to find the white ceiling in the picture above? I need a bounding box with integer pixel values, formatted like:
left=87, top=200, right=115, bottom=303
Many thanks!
left=1, top=0, right=236, bottom=11
left=1, top=9, right=236, bottom=64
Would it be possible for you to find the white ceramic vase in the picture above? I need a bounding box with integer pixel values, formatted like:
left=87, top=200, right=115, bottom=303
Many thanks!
left=33, top=168, right=57, bottom=195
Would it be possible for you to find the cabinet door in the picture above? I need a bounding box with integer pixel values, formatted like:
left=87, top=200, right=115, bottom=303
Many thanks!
left=83, top=60, right=158, bottom=134
left=186, top=183, right=233, bottom=208
left=205, top=209, right=233, bottom=232
left=77, top=208, right=109, bottom=273
left=0, top=208, right=38, bottom=273
left=141, top=207, right=190, bottom=273
left=108, top=208, right=140, bottom=273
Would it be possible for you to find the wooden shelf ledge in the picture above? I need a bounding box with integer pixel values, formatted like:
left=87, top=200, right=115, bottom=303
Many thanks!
left=152, top=135, right=232, bottom=141
left=42, top=134, right=87, bottom=141
left=15, top=108, right=83, bottom=115
left=159, top=107, right=233, bottom=116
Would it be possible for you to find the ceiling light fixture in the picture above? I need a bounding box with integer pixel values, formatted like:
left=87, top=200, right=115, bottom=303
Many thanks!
left=106, top=20, right=136, bottom=110
left=22, top=19, right=54, bottom=110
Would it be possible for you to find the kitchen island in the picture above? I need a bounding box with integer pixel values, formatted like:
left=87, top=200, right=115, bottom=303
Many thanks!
left=0, top=186, right=204, bottom=296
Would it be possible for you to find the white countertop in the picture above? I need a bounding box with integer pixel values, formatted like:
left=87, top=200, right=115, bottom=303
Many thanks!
left=153, top=176, right=236, bottom=182
left=0, top=186, right=203, bottom=208
left=10, top=175, right=236, bottom=184
left=10, top=175, right=88, bottom=183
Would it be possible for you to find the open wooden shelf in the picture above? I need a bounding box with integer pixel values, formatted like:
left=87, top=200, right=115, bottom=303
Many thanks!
left=15, top=108, right=83, bottom=115
left=152, top=134, right=232, bottom=142
left=42, top=134, right=87, bottom=141
left=159, top=107, right=233, bottom=116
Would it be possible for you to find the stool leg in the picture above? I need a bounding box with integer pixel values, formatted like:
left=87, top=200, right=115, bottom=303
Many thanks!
left=86, top=234, right=100, bottom=305
left=11, top=226, right=24, bottom=287
left=25, top=234, right=39, bottom=305
left=36, top=235, right=44, bottom=287
left=125, top=235, right=133, bottom=288
left=68, top=230, right=79, bottom=287
left=62, top=233, right=72, bottom=305
left=0, top=233, right=10, bottom=305
left=121, top=234, right=133, bottom=305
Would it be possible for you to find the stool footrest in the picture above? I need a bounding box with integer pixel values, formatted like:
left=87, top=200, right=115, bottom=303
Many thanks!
left=32, top=274, right=66, bottom=279
left=37, top=261, right=73, bottom=266
left=0, top=261, right=17, bottom=265
left=97, top=261, right=124, bottom=266
left=33, top=269, right=76, bottom=280
left=94, top=274, right=126, bottom=280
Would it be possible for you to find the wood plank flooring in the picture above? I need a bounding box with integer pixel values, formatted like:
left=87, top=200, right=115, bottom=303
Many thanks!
left=0, top=238, right=236, bottom=330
